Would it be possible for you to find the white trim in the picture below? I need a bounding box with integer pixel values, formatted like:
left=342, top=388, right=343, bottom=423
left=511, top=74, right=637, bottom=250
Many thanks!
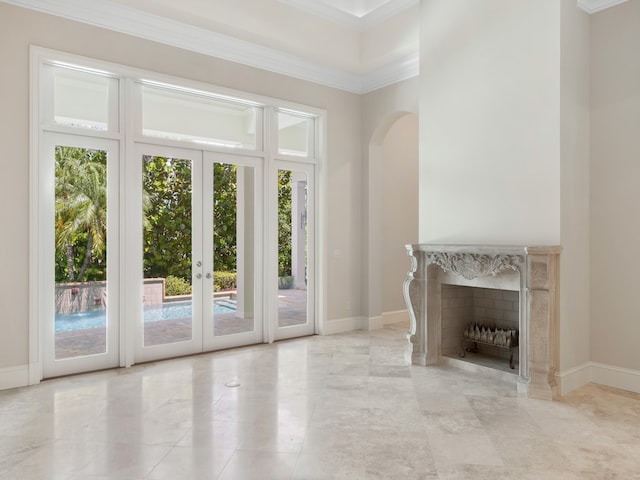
left=362, top=53, right=419, bottom=94
left=590, top=362, right=640, bottom=394
left=360, top=0, right=419, bottom=30
left=382, top=310, right=409, bottom=325
left=2, top=0, right=416, bottom=94
left=316, top=115, right=328, bottom=337
left=577, top=0, right=629, bottom=14
left=0, top=365, right=30, bottom=391
left=323, top=316, right=366, bottom=335
left=29, top=47, right=43, bottom=386
left=365, top=316, right=385, bottom=331
left=278, top=0, right=418, bottom=31
left=555, top=362, right=640, bottom=396
left=555, top=362, right=591, bottom=395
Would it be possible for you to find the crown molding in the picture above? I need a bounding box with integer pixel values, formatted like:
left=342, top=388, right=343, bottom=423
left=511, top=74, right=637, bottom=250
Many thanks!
left=577, top=0, right=629, bottom=14
left=2, top=0, right=417, bottom=94
left=360, top=0, right=419, bottom=30
left=279, top=0, right=418, bottom=31
left=362, top=53, right=419, bottom=94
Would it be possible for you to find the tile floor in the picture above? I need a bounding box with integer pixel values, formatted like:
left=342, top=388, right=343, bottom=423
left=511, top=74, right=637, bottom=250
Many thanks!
left=1, top=322, right=640, bottom=479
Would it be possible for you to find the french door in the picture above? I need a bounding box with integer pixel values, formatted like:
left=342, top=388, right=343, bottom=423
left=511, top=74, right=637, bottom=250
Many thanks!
left=40, top=141, right=315, bottom=376
left=271, top=160, right=315, bottom=341
left=130, top=144, right=263, bottom=363
left=41, top=132, right=120, bottom=378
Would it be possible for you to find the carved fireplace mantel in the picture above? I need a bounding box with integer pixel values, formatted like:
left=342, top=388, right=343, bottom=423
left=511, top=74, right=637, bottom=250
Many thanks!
left=403, top=244, right=561, bottom=400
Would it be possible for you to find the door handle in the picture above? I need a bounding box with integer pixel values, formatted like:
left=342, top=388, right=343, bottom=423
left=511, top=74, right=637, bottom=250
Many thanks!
left=205, top=272, right=212, bottom=279
left=195, top=273, right=202, bottom=279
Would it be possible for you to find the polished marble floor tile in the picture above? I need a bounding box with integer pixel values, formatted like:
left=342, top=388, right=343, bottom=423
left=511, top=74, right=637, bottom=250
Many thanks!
left=1, top=322, right=640, bottom=479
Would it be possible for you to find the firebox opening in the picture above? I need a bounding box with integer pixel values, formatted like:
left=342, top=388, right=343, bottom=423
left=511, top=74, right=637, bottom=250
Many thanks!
left=441, top=284, right=519, bottom=374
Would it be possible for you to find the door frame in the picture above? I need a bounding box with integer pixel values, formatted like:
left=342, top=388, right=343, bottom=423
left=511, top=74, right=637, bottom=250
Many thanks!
left=203, top=150, right=265, bottom=352
left=270, top=159, right=317, bottom=342
left=127, top=143, right=205, bottom=364
left=39, top=132, right=121, bottom=378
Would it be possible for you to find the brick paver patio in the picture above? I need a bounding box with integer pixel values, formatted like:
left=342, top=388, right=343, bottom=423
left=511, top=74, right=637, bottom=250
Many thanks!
left=55, top=288, right=308, bottom=360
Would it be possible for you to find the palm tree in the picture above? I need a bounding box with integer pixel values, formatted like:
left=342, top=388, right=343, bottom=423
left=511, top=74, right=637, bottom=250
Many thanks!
left=55, top=146, right=107, bottom=282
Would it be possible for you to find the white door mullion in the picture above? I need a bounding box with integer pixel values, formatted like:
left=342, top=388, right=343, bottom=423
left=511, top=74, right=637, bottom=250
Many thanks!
left=192, top=152, right=206, bottom=350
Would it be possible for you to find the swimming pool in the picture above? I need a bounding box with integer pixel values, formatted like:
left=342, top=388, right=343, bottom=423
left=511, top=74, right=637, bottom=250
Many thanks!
left=55, top=300, right=236, bottom=332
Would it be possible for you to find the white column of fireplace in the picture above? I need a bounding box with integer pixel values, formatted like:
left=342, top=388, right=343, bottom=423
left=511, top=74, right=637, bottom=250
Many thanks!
left=403, top=245, right=561, bottom=400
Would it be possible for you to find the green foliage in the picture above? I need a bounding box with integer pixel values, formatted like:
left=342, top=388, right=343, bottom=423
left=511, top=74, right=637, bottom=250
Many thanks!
left=55, top=151, right=296, bottom=289
left=164, top=275, right=192, bottom=296
left=213, top=271, right=237, bottom=292
left=142, top=156, right=193, bottom=280
left=213, top=163, right=237, bottom=272
left=278, top=170, right=292, bottom=277
left=55, top=146, right=107, bottom=282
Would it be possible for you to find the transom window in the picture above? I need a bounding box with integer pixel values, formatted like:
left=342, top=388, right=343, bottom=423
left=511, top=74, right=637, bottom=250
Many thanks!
left=140, top=83, right=262, bottom=150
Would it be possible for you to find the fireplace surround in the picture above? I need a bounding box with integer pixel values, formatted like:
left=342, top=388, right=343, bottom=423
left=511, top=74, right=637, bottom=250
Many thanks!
left=403, top=244, right=561, bottom=400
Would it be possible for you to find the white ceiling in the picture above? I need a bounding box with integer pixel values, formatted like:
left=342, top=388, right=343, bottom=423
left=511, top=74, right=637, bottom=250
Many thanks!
left=277, top=0, right=417, bottom=29
left=309, top=0, right=396, bottom=18
left=1, top=0, right=630, bottom=93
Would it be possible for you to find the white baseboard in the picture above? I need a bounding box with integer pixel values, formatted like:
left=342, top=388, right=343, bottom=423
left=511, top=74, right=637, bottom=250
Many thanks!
left=556, top=362, right=591, bottom=395
left=382, top=310, right=409, bottom=325
left=323, top=316, right=365, bottom=335
left=365, top=316, right=384, bottom=331
left=556, top=362, right=640, bottom=396
left=0, top=364, right=30, bottom=391
left=590, top=362, right=640, bottom=394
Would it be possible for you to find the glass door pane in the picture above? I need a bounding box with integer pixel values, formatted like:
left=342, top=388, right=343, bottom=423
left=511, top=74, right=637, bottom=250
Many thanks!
left=43, top=133, right=119, bottom=379
left=212, top=163, right=254, bottom=336
left=142, top=155, right=194, bottom=347
left=273, top=164, right=314, bottom=340
left=203, top=153, right=263, bottom=351
left=55, top=146, right=109, bottom=358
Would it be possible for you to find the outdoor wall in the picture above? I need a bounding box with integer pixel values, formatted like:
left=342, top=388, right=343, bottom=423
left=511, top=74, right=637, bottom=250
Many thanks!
left=419, top=0, right=561, bottom=245
left=590, top=1, right=640, bottom=375
left=361, top=78, right=419, bottom=326
left=0, top=3, right=362, bottom=382
left=381, top=115, right=418, bottom=316
left=559, top=0, right=591, bottom=388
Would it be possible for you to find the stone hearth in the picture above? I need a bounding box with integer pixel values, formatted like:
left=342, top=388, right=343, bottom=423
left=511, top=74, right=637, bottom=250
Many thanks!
left=403, top=245, right=561, bottom=400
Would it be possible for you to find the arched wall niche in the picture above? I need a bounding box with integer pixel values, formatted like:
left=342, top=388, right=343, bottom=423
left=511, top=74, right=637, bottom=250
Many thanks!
left=364, top=111, right=418, bottom=329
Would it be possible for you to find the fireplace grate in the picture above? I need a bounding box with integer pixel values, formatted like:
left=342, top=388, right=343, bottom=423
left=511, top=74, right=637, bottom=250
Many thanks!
left=461, top=323, right=519, bottom=369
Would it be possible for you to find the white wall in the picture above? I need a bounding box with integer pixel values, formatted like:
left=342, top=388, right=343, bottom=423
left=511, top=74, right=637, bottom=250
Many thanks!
left=0, top=3, right=362, bottom=377
left=590, top=1, right=640, bottom=372
left=382, top=115, right=419, bottom=314
left=559, top=0, right=591, bottom=377
left=361, top=79, right=419, bottom=325
left=419, top=0, right=561, bottom=245
left=419, top=0, right=597, bottom=386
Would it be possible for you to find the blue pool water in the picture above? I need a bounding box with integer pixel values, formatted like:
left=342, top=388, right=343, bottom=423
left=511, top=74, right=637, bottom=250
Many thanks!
left=55, top=300, right=236, bottom=332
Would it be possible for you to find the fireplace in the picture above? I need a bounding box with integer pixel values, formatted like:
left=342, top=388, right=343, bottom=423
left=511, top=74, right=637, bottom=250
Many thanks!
left=403, top=245, right=561, bottom=400
left=443, top=285, right=520, bottom=370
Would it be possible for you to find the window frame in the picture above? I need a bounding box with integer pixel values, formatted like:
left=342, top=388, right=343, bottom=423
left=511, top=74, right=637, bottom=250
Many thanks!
left=29, top=46, right=327, bottom=383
